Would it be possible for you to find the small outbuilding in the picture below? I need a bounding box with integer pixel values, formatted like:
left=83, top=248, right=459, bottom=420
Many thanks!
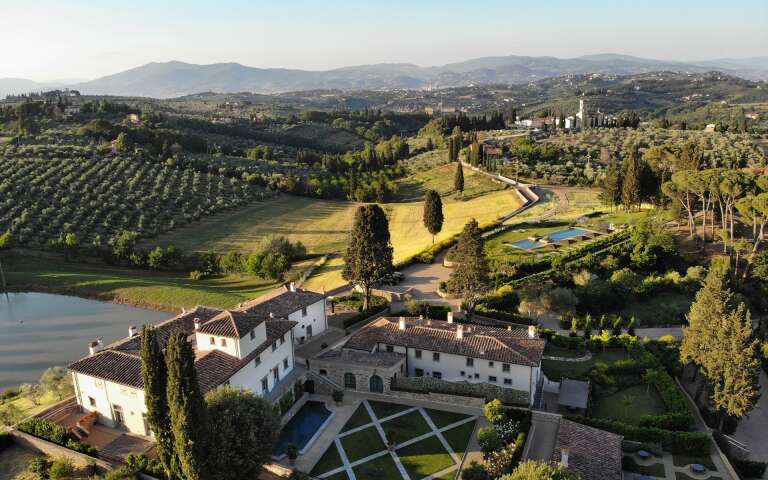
left=558, top=378, right=590, bottom=413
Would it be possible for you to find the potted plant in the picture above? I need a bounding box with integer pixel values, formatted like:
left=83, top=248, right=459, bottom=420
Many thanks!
left=332, top=389, right=344, bottom=405
left=385, top=428, right=397, bottom=451
left=286, top=443, right=299, bottom=464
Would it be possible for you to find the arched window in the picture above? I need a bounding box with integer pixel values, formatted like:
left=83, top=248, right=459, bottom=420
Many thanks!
left=369, top=375, right=384, bottom=393
left=344, top=372, right=356, bottom=389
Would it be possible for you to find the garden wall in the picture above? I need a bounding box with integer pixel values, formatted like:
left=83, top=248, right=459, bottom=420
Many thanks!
left=392, top=376, right=529, bottom=406
left=8, top=429, right=113, bottom=471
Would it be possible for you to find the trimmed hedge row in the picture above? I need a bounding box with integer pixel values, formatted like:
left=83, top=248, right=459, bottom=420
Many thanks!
left=713, top=431, right=768, bottom=479
left=16, top=417, right=98, bottom=456
left=565, top=415, right=710, bottom=456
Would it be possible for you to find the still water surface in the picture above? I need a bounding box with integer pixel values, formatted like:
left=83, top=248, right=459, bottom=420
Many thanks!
left=0, top=292, right=169, bottom=389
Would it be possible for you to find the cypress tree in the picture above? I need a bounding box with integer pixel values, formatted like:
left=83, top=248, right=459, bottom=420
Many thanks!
left=600, top=155, right=622, bottom=209
left=342, top=204, right=394, bottom=310
left=621, top=147, right=642, bottom=211
left=140, top=326, right=178, bottom=478
left=423, top=190, right=444, bottom=243
left=446, top=219, right=490, bottom=321
left=454, top=163, right=464, bottom=196
left=166, top=331, right=208, bottom=480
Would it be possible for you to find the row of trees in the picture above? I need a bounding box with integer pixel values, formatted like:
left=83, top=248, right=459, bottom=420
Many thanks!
left=141, top=326, right=279, bottom=479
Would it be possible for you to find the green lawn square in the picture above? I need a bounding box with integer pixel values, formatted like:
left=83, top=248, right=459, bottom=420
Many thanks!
left=380, top=410, right=432, bottom=445
left=340, top=426, right=386, bottom=462
left=352, top=453, right=402, bottom=480
left=368, top=400, right=411, bottom=420
left=397, top=435, right=456, bottom=480
left=341, top=403, right=373, bottom=432
left=424, top=408, right=472, bottom=428
left=310, top=441, right=344, bottom=477
left=442, top=420, right=477, bottom=460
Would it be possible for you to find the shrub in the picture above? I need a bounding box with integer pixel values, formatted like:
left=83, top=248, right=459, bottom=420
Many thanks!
left=286, top=443, right=299, bottom=461
left=484, top=399, right=505, bottom=424
left=28, top=457, right=52, bottom=478
left=17, top=418, right=98, bottom=456
left=189, top=270, right=205, bottom=280
left=477, top=427, right=503, bottom=456
left=731, top=458, right=768, bottom=478
left=48, top=458, right=75, bottom=480
left=461, top=461, right=490, bottom=480
left=124, top=453, right=166, bottom=478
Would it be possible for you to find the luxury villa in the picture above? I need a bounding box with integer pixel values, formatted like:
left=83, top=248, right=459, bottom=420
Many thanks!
left=68, top=283, right=326, bottom=435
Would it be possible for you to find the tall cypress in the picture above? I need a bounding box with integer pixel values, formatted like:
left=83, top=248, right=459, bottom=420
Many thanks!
left=454, top=163, right=465, bottom=195
left=140, top=326, right=178, bottom=478
left=621, top=147, right=642, bottom=211
left=422, top=190, right=444, bottom=243
left=342, top=204, right=394, bottom=310
left=166, top=331, right=208, bottom=480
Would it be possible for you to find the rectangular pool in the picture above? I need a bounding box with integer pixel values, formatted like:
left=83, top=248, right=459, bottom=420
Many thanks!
left=507, top=227, right=590, bottom=250
left=273, top=400, right=332, bottom=457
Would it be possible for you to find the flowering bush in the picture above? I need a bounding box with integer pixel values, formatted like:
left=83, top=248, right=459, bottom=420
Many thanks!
left=495, top=419, right=521, bottom=443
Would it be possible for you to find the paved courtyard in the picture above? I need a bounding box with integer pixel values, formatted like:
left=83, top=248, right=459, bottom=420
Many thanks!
left=303, top=398, right=479, bottom=480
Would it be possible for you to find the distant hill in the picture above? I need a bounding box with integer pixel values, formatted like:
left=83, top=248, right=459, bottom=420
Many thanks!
left=4, top=54, right=768, bottom=99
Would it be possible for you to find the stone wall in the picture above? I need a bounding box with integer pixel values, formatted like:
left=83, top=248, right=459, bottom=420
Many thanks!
left=372, top=389, right=487, bottom=408
left=392, top=376, right=529, bottom=406
left=9, top=429, right=114, bottom=471
left=310, top=358, right=403, bottom=394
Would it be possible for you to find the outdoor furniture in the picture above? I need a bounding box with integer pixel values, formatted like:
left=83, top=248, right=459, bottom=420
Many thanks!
left=637, top=450, right=651, bottom=460
left=690, top=463, right=707, bottom=474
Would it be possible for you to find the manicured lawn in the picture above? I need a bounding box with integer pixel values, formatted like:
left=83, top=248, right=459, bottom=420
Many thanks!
left=592, top=384, right=667, bottom=425
left=5, top=255, right=292, bottom=311
left=424, top=409, right=472, bottom=429
left=352, top=454, right=402, bottom=480
left=395, top=162, right=506, bottom=202
left=672, top=454, right=716, bottom=471
left=543, top=349, right=628, bottom=381
left=543, top=344, right=586, bottom=358
left=1, top=390, right=64, bottom=421
left=310, top=442, right=344, bottom=476
left=622, top=456, right=667, bottom=477
left=0, top=446, right=41, bottom=479
left=341, top=403, right=373, bottom=432
left=436, top=471, right=458, bottom=480
left=675, top=473, right=721, bottom=480
left=397, top=435, right=456, bottom=480
left=368, top=401, right=411, bottom=420
left=442, top=420, right=477, bottom=460
left=324, top=471, right=350, bottom=480
left=380, top=410, right=432, bottom=444
left=340, top=426, right=386, bottom=462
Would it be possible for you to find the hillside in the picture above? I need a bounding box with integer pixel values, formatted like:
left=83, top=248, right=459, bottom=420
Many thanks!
left=5, top=54, right=765, bottom=98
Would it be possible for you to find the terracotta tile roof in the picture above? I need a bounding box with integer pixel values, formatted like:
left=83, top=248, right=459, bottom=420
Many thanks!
left=317, top=348, right=405, bottom=368
left=343, top=317, right=545, bottom=367
left=111, top=306, right=222, bottom=354
left=69, top=318, right=297, bottom=393
left=239, top=285, right=325, bottom=319
left=197, top=310, right=271, bottom=339
left=552, top=419, right=623, bottom=480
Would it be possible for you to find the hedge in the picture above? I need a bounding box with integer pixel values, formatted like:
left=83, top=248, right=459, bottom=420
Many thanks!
left=566, top=415, right=710, bottom=456
left=16, top=417, right=98, bottom=456
left=342, top=304, right=388, bottom=328
left=713, top=431, right=768, bottom=479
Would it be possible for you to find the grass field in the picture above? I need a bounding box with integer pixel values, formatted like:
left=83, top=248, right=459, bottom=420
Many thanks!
left=542, top=349, right=628, bottom=381
left=3, top=255, right=305, bottom=311
left=591, top=384, right=667, bottom=425
left=395, top=162, right=507, bottom=201
left=397, top=435, right=455, bottom=480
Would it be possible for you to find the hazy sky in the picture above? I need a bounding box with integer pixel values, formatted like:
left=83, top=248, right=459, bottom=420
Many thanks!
left=2, top=0, right=766, bottom=81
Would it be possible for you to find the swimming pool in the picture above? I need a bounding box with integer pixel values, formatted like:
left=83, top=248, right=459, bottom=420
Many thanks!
left=273, top=400, right=333, bottom=457
left=507, top=228, right=590, bottom=250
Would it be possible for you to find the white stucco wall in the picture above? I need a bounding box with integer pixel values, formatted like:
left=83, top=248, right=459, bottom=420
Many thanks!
left=72, top=372, right=149, bottom=436
left=229, top=330, right=295, bottom=396
left=374, top=341, right=538, bottom=402
left=195, top=332, right=241, bottom=358
left=288, top=300, right=326, bottom=345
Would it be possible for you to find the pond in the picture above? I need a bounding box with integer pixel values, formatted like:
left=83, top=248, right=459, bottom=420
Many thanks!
left=0, top=292, right=169, bottom=390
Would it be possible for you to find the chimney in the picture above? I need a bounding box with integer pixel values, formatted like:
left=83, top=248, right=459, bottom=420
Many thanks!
left=447, top=312, right=454, bottom=324
left=560, top=448, right=569, bottom=467
left=507, top=326, right=512, bottom=331
left=528, top=325, right=537, bottom=339
left=88, top=340, right=102, bottom=356
left=128, top=325, right=138, bottom=337
left=289, top=282, right=296, bottom=292
left=194, top=318, right=201, bottom=331
left=456, top=325, right=464, bottom=340
left=269, top=312, right=275, bottom=319
left=398, top=317, right=406, bottom=331
left=419, top=314, right=424, bottom=320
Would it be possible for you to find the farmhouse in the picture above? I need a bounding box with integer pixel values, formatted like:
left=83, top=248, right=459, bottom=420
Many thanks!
left=311, top=315, right=546, bottom=406
left=68, top=284, right=326, bottom=436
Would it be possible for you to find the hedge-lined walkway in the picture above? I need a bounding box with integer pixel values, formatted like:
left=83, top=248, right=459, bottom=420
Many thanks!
left=312, top=399, right=478, bottom=480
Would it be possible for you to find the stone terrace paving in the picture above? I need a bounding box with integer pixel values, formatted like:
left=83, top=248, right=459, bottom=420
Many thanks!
left=307, top=398, right=480, bottom=480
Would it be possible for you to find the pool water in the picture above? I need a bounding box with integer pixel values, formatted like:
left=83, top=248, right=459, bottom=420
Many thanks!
left=547, top=227, right=588, bottom=242
left=508, top=227, right=589, bottom=250
left=273, top=401, right=332, bottom=456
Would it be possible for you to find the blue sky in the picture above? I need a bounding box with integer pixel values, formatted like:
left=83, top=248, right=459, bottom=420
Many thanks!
left=1, top=0, right=766, bottom=81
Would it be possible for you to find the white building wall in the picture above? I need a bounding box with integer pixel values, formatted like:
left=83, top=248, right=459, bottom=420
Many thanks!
left=233, top=322, right=268, bottom=359
left=195, top=332, right=240, bottom=358
left=72, top=372, right=149, bottom=436
left=375, top=343, right=538, bottom=401
left=288, top=300, right=327, bottom=345
left=229, top=331, right=295, bottom=396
